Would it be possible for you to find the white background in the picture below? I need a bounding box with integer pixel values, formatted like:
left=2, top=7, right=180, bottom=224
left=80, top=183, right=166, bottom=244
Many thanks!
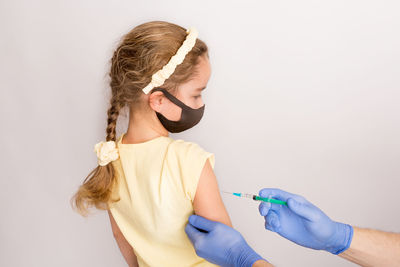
left=1, top=0, right=399, bottom=266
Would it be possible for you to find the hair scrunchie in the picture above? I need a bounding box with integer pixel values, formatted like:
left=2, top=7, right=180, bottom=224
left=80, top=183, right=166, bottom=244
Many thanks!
left=94, top=140, right=119, bottom=166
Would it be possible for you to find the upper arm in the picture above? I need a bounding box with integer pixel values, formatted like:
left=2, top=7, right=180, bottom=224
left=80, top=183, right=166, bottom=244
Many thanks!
left=193, top=159, right=232, bottom=227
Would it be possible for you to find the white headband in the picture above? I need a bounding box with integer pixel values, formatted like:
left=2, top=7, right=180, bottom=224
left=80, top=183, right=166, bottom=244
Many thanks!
left=142, top=27, right=199, bottom=94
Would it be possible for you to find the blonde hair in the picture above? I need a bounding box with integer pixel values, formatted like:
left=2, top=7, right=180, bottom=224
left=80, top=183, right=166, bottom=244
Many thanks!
left=71, top=21, right=209, bottom=216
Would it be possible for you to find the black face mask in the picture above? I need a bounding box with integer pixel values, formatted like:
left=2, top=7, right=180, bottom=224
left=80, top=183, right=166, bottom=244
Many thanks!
left=151, top=88, right=205, bottom=133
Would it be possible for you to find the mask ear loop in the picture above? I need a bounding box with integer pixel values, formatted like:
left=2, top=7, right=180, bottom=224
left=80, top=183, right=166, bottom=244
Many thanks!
left=151, top=88, right=205, bottom=111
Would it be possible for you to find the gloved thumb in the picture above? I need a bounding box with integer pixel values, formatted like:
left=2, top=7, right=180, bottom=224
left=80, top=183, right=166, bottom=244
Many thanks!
left=287, top=198, right=318, bottom=221
left=188, top=215, right=218, bottom=232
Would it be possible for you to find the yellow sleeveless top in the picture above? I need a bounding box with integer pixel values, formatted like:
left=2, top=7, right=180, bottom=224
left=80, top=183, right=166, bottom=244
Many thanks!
left=108, top=133, right=218, bottom=267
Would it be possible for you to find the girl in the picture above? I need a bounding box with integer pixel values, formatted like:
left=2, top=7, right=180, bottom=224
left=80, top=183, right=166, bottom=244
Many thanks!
left=71, top=21, right=231, bottom=266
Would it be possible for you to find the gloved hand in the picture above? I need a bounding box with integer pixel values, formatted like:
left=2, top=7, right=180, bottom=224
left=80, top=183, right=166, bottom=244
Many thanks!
left=185, top=215, right=265, bottom=267
left=258, top=188, right=353, bottom=254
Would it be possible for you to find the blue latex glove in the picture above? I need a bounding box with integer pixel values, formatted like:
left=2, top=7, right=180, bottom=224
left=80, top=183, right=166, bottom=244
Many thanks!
left=185, top=215, right=265, bottom=267
left=258, top=188, right=353, bottom=254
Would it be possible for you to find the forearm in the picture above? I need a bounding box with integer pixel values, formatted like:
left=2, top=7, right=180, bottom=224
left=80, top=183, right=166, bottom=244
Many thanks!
left=114, top=235, right=139, bottom=267
left=252, top=259, right=274, bottom=267
left=339, top=226, right=400, bottom=267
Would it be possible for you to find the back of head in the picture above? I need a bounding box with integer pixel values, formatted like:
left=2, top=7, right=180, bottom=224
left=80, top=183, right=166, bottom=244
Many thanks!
left=71, top=21, right=209, bottom=216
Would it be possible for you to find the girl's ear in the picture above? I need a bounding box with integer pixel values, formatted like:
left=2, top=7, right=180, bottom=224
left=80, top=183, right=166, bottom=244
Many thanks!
left=148, top=91, right=165, bottom=112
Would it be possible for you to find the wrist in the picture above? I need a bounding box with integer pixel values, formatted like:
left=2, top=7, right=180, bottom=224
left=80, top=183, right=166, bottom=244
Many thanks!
left=228, top=241, right=264, bottom=267
left=326, top=222, right=354, bottom=255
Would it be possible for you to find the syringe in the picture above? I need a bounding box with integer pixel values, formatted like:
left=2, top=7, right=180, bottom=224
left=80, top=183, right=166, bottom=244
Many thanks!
left=222, top=191, right=287, bottom=205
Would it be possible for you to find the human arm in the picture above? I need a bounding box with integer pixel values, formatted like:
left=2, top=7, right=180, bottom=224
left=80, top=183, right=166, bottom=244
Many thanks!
left=258, top=188, right=400, bottom=266
left=339, top=227, right=400, bottom=267
left=186, top=148, right=266, bottom=266
left=185, top=215, right=268, bottom=267
left=107, top=210, right=139, bottom=267
left=193, top=159, right=232, bottom=227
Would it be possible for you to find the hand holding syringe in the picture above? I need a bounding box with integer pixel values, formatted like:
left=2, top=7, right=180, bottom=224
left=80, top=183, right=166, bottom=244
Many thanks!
left=223, top=191, right=287, bottom=205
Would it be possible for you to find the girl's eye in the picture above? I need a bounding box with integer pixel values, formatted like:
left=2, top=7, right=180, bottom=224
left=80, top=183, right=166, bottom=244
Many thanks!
left=194, top=95, right=201, bottom=99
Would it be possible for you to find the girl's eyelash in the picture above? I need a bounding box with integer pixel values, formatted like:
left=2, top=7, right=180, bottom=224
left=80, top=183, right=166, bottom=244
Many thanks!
left=194, top=95, right=201, bottom=98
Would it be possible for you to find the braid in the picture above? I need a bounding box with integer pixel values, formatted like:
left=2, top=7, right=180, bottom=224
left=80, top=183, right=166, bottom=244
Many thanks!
left=106, top=94, right=123, bottom=142
left=70, top=93, right=123, bottom=216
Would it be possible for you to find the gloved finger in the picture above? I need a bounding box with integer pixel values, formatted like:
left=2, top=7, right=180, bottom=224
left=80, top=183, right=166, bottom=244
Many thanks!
left=185, top=222, right=205, bottom=245
left=259, top=188, right=297, bottom=202
left=269, top=202, right=284, bottom=213
left=258, top=201, right=271, bottom=216
left=287, top=198, right=318, bottom=221
left=264, top=210, right=280, bottom=232
left=188, top=214, right=218, bottom=232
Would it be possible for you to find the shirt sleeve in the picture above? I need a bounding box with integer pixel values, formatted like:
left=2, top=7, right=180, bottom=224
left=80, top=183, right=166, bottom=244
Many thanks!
left=176, top=141, right=215, bottom=202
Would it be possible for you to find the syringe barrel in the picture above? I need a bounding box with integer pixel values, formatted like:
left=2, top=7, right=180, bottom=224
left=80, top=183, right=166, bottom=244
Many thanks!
left=241, top=193, right=254, bottom=199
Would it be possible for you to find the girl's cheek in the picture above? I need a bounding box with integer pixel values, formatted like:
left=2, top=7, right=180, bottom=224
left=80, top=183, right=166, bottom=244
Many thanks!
left=169, top=104, right=183, bottom=120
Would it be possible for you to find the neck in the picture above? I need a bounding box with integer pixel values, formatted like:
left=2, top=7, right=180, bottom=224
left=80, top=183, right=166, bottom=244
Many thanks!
left=124, top=107, right=169, bottom=144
